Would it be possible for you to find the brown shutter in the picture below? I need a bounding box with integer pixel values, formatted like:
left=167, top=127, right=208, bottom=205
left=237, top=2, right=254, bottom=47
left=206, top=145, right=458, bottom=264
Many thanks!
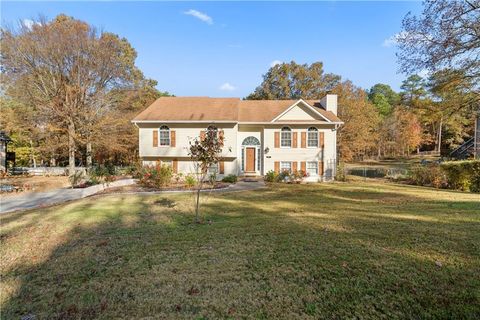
left=274, top=132, right=280, bottom=148
left=219, top=161, right=225, bottom=174
left=301, top=161, right=306, bottom=172
left=301, top=132, right=306, bottom=148
left=156, top=159, right=161, bottom=167
left=170, top=131, right=176, bottom=147
left=153, top=130, right=158, bottom=147
left=219, top=129, right=224, bottom=141
left=292, top=161, right=298, bottom=172
left=319, top=132, right=325, bottom=148
left=293, top=132, right=298, bottom=148
left=173, top=159, right=178, bottom=173
left=200, top=130, right=206, bottom=141
left=274, top=161, right=280, bottom=173
left=319, top=161, right=324, bottom=175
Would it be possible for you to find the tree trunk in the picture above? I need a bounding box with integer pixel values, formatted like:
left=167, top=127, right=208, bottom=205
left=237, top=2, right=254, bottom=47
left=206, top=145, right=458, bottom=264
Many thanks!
left=86, top=141, right=92, bottom=168
left=437, top=117, right=443, bottom=154
left=68, top=121, right=76, bottom=175
left=195, top=174, right=204, bottom=223
left=29, top=139, right=37, bottom=168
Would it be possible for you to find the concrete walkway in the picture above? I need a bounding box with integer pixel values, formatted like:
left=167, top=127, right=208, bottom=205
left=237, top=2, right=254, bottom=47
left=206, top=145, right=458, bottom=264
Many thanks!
left=0, top=179, right=265, bottom=214
left=0, top=179, right=135, bottom=214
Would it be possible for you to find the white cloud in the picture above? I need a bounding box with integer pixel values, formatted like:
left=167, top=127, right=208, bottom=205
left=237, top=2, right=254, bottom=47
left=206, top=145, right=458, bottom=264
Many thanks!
left=382, top=31, right=409, bottom=47
left=219, top=82, right=236, bottom=91
left=22, top=19, right=39, bottom=30
left=270, top=60, right=282, bottom=67
left=183, top=9, right=213, bottom=25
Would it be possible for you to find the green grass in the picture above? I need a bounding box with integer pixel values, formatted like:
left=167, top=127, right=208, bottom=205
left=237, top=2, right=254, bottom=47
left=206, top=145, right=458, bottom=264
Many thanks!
left=1, top=181, right=479, bottom=319
left=345, top=154, right=441, bottom=170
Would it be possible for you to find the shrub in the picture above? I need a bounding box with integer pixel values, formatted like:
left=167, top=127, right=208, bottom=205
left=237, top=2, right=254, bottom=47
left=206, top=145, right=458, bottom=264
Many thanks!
left=264, top=170, right=278, bottom=183
left=138, top=165, right=173, bottom=188
left=441, top=160, right=480, bottom=193
left=277, top=170, right=292, bottom=183
left=409, top=164, right=447, bottom=188
left=69, top=170, right=85, bottom=188
left=208, top=173, right=217, bottom=185
left=335, top=162, right=347, bottom=182
left=185, top=174, right=196, bottom=188
left=221, top=174, right=237, bottom=183
left=174, top=173, right=184, bottom=184
left=291, top=170, right=305, bottom=183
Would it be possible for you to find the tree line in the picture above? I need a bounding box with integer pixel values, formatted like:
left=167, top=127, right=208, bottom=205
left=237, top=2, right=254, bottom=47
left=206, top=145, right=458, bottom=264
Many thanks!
left=1, top=15, right=171, bottom=171
left=1, top=1, right=478, bottom=168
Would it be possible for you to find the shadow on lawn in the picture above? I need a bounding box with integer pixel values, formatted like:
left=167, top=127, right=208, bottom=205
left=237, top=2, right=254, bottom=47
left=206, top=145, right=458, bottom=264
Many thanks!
left=1, top=185, right=480, bottom=319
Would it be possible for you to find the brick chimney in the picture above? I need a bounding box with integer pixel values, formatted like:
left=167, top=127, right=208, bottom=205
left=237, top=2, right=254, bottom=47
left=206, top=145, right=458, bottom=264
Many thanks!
left=320, top=94, right=337, bottom=115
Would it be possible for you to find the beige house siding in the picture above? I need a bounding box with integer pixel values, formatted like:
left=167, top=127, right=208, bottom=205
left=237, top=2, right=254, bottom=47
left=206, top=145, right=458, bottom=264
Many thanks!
left=138, top=123, right=237, bottom=159
left=263, top=124, right=337, bottom=181
left=134, top=96, right=341, bottom=181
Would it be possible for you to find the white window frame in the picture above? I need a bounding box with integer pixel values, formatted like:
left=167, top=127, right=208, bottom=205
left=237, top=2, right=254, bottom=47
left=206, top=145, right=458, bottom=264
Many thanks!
left=306, top=161, right=318, bottom=176
left=159, top=125, right=170, bottom=146
left=280, top=127, right=292, bottom=148
left=307, top=127, right=318, bottom=148
left=280, top=161, right=292, bottom=173
left=208, top=163, right=218, bottom=174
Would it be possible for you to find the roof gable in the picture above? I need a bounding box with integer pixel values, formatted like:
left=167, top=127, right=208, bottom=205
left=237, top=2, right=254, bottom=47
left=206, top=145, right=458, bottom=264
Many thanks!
left=272, top=100, right=330, bottom=122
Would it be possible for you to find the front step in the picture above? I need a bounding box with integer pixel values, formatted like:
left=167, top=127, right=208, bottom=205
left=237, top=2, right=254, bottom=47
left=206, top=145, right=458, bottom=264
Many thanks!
left=239, top=175, right=263, bottom=182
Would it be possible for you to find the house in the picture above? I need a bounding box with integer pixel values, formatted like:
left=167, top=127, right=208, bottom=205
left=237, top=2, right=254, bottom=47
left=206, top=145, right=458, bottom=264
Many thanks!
left=132, top=95, right=343, bottom=181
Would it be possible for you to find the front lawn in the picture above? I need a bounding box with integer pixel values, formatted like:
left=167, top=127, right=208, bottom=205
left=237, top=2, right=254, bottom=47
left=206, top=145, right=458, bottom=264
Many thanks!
left=1, top=181, right=479, bottom=319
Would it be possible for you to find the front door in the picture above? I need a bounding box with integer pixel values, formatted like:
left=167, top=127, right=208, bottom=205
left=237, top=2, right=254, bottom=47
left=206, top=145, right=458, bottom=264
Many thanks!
left=245, top=147, right=256, bottom=172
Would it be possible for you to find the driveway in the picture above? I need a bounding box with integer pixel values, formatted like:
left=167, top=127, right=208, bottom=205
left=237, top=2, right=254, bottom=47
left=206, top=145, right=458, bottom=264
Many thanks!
left=0, top=179, right=135, bottom=214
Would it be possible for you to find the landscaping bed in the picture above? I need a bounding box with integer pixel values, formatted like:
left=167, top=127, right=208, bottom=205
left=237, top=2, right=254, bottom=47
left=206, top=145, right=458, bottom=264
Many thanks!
left=98, top=181, right=231, bottom=194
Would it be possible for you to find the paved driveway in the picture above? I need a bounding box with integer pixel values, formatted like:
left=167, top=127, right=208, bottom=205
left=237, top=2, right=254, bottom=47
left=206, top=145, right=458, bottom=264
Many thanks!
left=0, top=179, right=135, bottom=214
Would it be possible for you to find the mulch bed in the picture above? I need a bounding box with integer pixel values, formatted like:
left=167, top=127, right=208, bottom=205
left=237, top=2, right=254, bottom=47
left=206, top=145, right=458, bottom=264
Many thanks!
left=98, top=182, right=231, bottom=194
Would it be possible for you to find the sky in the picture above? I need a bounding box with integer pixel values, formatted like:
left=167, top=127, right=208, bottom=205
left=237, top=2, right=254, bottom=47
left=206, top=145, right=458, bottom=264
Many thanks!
left=1, top=1, right=423, bottom=98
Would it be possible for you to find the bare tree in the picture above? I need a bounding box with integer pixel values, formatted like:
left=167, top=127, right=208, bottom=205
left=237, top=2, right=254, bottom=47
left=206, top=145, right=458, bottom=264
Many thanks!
left=1, top=14, right=142, bottom=173
left=188, top=127, right=224, bottom=223
left=397, top=0, right=480, bottom=90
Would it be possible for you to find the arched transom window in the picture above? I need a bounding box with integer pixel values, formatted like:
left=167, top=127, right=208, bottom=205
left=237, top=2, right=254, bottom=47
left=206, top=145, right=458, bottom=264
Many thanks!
left=159, top=125, right=170, bottom=146
left=307, top=127, right=318, bottom=147
left=242, top=136, right=261, bottom=146
left=281, top=127, right=292, bottom=147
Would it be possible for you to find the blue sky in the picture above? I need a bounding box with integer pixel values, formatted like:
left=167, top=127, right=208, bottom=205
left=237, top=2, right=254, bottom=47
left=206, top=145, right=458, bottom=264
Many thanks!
left=1, top=1, right=423, bottom=97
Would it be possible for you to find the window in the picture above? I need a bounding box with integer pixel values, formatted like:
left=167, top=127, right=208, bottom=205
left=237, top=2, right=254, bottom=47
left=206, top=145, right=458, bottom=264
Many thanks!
left=280, top=161, right=292, bottom=173
left=206, top=125, right=218, bottom=138
left=208, top=163, right=218, bottom=174
left=281, top=127, right=292, bottom=147
left=307, top=127, right=318, bottom=147
left=306, top=161, right=318, bottom=175
left=159, top=125, right=170, bottom=146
